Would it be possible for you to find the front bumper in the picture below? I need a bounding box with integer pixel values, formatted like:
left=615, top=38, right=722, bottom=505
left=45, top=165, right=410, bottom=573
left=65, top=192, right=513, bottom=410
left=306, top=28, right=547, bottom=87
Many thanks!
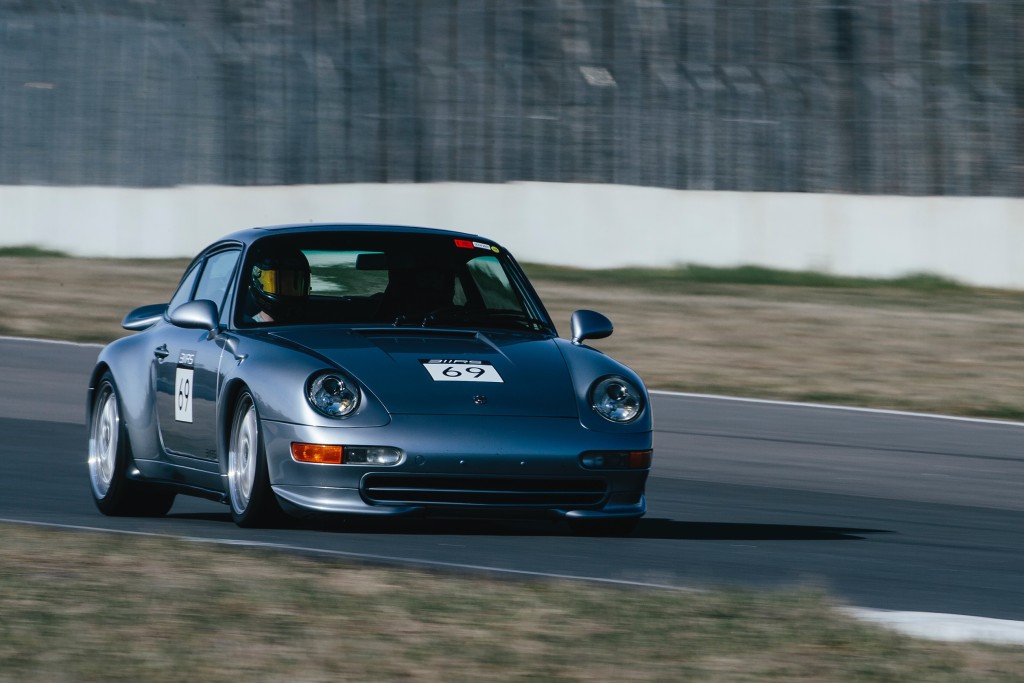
left=261, top=414, right=651, bottom=518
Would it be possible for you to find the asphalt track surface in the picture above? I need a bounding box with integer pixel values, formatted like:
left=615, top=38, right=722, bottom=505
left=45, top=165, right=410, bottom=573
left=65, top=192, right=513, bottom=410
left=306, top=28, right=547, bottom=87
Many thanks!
left=3, top=337, right=1023, bottom=627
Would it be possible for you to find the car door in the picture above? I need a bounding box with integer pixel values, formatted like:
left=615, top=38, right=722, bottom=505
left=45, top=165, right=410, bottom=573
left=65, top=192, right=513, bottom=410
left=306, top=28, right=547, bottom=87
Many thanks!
left=155, top=248, right=240, bottom=460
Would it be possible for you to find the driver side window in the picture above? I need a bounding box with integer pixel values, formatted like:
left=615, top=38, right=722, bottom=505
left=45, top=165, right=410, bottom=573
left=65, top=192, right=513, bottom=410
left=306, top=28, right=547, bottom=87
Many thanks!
left=166, top=250, right=241, bottom=322
left=193, top=250, right=241, bottom=318
left=167, top=263, right=201, bottom=314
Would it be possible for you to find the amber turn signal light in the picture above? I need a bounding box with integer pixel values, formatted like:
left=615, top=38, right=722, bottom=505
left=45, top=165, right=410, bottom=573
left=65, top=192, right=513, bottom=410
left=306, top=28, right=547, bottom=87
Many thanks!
left=291, top=443, right=344, bottom=464
left=579, top=449, right=652, bottom=470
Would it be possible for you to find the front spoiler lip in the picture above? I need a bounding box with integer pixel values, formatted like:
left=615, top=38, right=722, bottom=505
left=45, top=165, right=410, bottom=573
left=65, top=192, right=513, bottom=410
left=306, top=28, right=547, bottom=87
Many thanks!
left=273, top=485, right=421, bottom=516
left=272, top=485, right=646, bottom=519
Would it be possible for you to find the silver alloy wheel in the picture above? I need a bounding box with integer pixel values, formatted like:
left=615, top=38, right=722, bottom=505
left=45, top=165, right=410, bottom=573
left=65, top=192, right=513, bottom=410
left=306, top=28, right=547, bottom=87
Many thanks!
left=88, top=384, right=118, bottom=498
left=228, top=396, right=259, bottom=514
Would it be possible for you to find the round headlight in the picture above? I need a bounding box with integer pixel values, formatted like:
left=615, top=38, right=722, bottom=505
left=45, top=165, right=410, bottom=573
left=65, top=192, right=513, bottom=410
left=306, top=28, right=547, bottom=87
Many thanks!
left=307, top=373, right=360, bottom=418
left=590, top=376, right=643, bottom=423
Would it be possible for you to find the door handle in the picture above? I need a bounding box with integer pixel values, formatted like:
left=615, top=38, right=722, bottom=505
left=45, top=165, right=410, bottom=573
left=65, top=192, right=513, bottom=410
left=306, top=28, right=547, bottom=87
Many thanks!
left=154, top=344, right=170, bottom=360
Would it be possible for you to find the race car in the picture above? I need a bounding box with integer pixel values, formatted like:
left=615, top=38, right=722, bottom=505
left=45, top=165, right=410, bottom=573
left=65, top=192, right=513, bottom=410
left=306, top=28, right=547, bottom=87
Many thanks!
left=87, top=224, right=652, bottom=533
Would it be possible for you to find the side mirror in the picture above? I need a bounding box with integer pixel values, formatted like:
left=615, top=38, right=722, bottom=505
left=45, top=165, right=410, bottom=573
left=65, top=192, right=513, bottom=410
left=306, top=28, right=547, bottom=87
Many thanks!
left=570, top=309, right=613, bottom=345
left=122, top=303, right=168, bottom=331
left=169, top=299, right=220, bottom=334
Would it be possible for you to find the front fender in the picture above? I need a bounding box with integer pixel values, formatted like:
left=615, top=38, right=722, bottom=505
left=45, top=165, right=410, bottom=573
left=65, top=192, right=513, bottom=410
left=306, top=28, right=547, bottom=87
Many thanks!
left=214, top=332, right=392, bottom=430
left=554, top=338, right=653, bottom=434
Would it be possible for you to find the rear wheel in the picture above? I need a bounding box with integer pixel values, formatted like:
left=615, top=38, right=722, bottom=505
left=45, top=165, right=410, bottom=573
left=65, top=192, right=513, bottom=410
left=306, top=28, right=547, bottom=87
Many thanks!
left=227, top=391, right=282, bottom=527
left=88, top=372, right=176, bottom=516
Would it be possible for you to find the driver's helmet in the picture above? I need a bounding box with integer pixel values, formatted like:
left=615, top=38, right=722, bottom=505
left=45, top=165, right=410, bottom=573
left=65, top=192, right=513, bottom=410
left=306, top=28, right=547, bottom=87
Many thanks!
left=249, top=248, right=310, bottom=320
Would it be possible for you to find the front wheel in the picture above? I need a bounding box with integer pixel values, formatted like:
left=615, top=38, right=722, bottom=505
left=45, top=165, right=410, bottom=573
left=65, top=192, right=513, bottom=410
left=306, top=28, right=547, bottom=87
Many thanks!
left=88, top=372, right=175, bottom=517
left=227, top=391, right=283, bottom=527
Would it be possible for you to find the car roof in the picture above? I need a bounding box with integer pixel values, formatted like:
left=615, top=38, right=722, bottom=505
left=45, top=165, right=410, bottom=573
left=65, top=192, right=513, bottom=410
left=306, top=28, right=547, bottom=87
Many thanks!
left=214, top=223, right=490, bottom=249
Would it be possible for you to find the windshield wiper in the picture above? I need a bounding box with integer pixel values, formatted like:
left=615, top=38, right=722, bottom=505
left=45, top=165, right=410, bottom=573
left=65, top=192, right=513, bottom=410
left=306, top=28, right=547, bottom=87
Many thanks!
left=420, top=307, right=551, bottom=333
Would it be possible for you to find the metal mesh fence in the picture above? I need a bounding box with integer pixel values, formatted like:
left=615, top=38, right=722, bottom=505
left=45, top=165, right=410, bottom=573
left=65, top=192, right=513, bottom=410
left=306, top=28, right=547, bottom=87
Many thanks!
left=1, top=0, right=1021, bottom=195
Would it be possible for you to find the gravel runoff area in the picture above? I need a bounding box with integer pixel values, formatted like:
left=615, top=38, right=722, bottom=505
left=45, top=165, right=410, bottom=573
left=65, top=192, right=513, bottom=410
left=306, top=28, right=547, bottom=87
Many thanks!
left=2, top=255, right=1023, bottom=420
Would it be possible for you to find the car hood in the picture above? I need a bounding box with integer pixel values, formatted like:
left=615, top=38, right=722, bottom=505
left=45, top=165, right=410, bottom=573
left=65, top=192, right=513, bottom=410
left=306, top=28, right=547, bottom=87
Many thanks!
left=267, top=327, right=579, bottom=417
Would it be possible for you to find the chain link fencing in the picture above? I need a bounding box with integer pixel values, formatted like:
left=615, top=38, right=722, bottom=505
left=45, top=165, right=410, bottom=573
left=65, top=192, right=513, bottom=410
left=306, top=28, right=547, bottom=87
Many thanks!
left=1, top=0, right=1020, bottom=195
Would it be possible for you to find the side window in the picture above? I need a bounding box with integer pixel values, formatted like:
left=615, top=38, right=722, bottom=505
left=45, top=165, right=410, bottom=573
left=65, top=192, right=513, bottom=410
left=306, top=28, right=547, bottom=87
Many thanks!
left=193, top=250, right=241, bottom=315
left=166, top=263, right=201, bottom=314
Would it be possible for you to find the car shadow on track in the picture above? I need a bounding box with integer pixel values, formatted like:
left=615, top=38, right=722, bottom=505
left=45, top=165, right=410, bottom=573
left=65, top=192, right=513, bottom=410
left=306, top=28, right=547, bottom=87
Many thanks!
left=166, top=512, right=888, bottom=540
left=633, top=518, right=890, bottom=541
left=160, top=514, right=889, bottom=540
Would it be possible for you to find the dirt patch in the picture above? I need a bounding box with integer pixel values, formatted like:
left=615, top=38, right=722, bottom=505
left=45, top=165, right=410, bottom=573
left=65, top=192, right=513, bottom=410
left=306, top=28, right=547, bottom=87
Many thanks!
left=3, top=256, right=1022, bottom=418
left=0, top=257, right=191, bottom=343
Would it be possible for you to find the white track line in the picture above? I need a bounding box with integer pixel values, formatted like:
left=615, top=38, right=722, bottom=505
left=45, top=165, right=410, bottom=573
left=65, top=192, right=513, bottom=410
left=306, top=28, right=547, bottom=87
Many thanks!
left=0, top=517, right=694, bottom=592
left=4, top=517, right=1024, bottom=645
left=651, top=389, right=1024, bottom=427
left=0, top=334, right=103, bottom=348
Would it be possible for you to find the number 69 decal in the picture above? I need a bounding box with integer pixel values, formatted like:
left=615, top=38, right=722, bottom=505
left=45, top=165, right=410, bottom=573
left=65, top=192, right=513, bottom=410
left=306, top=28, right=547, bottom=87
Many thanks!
left=174, top=367, right=194, bottom=422
left=421, top=359, right=504, bottom=383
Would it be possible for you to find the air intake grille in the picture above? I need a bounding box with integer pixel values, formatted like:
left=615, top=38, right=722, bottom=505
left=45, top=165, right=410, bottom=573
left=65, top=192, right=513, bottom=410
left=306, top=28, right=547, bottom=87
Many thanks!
left=361, top=474, right=607, bottom=507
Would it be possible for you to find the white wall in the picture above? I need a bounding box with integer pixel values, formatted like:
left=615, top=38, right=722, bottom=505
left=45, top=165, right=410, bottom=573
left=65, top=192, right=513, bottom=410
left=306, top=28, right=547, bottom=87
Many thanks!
left=2, top=182, right=1022, bottom=289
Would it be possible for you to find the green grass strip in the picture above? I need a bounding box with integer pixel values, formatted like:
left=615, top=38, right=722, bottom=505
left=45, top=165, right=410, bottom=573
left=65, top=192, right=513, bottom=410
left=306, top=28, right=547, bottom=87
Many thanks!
left=0, top=245, right=69, bottom=257
left=524, top=263, right=969, bottom=292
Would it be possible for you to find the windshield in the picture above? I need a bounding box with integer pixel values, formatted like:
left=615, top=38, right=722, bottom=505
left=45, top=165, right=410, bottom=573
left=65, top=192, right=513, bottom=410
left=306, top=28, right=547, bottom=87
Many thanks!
left=236, top=232, right=555, bottom=334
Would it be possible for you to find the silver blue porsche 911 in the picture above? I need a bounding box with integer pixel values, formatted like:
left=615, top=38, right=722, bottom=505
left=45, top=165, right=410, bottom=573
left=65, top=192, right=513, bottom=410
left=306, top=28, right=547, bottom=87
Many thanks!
left=87, top=224, right=652, bottom=533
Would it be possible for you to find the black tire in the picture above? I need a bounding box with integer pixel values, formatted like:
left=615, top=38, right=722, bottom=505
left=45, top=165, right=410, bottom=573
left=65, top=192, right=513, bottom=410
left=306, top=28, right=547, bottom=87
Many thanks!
left=88, top=372, right=176, bottom=517
left=226, top=390, right=283, bottom=528
left=568, top=517, right=640, bottom=537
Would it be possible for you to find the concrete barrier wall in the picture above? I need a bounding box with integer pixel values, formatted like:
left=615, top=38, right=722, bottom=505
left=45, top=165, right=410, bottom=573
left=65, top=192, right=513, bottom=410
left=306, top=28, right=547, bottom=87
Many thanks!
left=2, top=182, right=1022, bottom=289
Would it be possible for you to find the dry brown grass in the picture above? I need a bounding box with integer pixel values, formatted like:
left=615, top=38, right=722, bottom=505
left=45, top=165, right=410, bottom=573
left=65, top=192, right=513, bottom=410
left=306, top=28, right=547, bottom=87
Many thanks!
left=2, top=256, right=1023, bottom=418
left=3, top=523, right=1024, bottom=682
left=0, top=257, right=191, bottom=343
